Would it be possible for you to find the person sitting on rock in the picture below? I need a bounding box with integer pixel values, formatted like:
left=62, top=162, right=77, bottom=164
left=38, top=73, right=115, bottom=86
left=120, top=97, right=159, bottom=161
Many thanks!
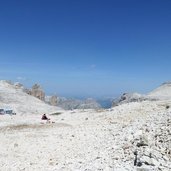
left=41, top=114, right=50, bottom=120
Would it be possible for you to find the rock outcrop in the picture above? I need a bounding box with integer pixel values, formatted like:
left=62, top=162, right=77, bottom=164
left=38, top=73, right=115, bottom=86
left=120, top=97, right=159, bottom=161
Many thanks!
left=128, top=108, right=171, bottom=170
left=30, top=84, right=45, bottom=101
left=112, top=81, right=171, bottom=107
left=49, top=95, right=58, bottom=106
left=112, top=93, right=157, bottom=107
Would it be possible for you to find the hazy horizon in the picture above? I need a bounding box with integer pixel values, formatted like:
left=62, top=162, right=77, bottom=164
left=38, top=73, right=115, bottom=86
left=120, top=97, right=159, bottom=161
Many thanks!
left=0, top=0, right=171, bottom=98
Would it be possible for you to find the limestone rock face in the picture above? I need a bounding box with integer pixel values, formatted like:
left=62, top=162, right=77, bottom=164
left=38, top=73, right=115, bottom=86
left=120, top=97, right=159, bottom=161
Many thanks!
left=112, top=93, right=157, bottom=107
left=113, top=93, right=143, bottom=106
left=30, top=84, right=45, bottom=101
left=49, top=95, right=58, bottom=106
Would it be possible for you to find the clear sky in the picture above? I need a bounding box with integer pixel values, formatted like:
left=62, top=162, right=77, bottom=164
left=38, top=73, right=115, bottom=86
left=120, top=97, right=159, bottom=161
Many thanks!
left=0, top=0, right=171, bottom=98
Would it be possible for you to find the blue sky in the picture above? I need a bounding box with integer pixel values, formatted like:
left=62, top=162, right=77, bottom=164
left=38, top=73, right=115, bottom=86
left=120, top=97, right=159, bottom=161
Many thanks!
left=0, top=0, right=171, bottom=98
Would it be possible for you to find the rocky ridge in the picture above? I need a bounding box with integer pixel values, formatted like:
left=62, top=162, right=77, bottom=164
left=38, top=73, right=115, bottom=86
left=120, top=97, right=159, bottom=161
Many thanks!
left=14, top=82, right=102, bottom=110
left=112, top=82, right=171, bottom=107
left=112, top=92, right=157, bottom=107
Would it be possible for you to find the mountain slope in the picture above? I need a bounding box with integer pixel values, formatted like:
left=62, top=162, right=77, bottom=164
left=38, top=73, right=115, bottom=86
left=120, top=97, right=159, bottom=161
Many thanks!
left=0, top=80, right=61, bottom=115
left=148, top=82, right=171, bottom=99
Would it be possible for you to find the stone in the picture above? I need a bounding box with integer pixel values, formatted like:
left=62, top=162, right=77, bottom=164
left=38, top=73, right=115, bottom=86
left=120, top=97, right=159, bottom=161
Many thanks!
left=152, top=150, right=163, bottom=159
left=141, top=156, right=154, bottom=166
left=151, top=158, right=160, bottom=167
left=14, top=143, right=18, bottom=147
left=137, top=135, right=148, bottom=147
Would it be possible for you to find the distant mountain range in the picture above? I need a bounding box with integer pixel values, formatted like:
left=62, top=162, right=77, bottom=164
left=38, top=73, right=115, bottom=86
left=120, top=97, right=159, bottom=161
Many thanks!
left=54, top=97, right=102, bottom=110
left=1, top=80, right=171, bottom=112
left=0, top=81, right=103, bottom=110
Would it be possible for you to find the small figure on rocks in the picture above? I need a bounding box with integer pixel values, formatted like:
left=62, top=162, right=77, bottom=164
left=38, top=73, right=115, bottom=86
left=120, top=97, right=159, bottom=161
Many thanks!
left=41, top=114, right=55, bottom=124
left=41, top=114, right=50, bottom=120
